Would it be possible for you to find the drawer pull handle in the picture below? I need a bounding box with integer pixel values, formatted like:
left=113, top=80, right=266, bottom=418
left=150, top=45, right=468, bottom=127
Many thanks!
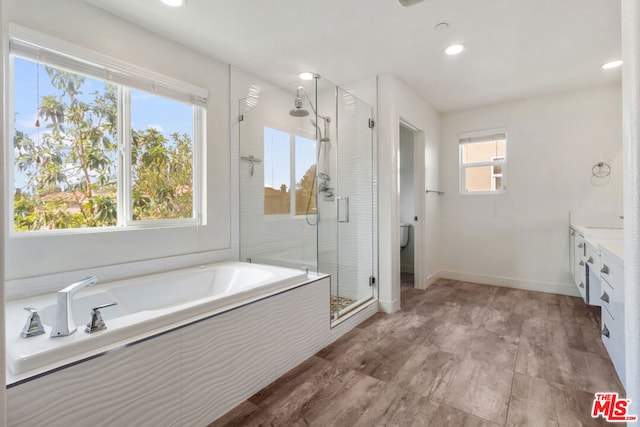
left=602, top=324, right=610, bottom=338
left=587, top=256, right=594, bottom=264
left=579, top=282, right=585, bottom=289
left=600, top=291, right=610, bottom=303
left=579, top=260, right=584, bottom=267
left=601, top=264, right=609, bottom=275
left=578, top=243, right=584, bottom=248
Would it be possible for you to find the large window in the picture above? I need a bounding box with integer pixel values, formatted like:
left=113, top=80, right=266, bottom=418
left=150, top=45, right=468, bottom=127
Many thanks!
left=459, top=129, right=507, bottom=194
left=263, top=126, right=316, bottom=216
left=9, top=35, right=206, bottom=232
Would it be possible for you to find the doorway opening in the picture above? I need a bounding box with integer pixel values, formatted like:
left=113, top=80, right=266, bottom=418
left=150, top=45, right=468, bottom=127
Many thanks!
left=398, top=121, right=424, bottom=289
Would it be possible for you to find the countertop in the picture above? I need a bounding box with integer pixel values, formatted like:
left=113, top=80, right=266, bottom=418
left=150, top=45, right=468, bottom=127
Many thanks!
left=597, top=239, right=624, bottom=262
left=572, top=224, right=624, bottom=262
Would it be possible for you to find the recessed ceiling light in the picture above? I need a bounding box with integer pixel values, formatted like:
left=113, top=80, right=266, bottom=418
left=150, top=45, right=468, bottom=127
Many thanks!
left=299, top=72, right=317, bottom=80
left=160, top=0, right=185, bottom=7
left=445, top=44, right=465, bottom=55
left=602, top=60, right=623, bottom=70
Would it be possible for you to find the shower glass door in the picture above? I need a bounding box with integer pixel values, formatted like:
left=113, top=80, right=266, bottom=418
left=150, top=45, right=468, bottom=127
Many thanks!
left=320, top=83, right=376, bottom=321
left=238, top=75, right=376, bottom=322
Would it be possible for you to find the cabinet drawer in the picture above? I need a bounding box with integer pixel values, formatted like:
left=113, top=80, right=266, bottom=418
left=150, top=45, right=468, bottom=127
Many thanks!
left=600, top=251, right=623, bottom=290
left=601, top=305, right=626, bottom=387
left=600, top=277, right=625, bottom=322
left=585, top=242, right=600, bottom=277
left=599, top=279, right=615, bottom=319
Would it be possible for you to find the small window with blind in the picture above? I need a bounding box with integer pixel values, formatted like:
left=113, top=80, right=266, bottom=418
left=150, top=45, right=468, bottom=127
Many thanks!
left=459, top=129, right=507, bottom=194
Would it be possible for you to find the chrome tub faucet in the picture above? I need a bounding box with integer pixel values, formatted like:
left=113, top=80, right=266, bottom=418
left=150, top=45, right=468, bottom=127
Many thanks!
left=50, top=276, right=99, bottom=337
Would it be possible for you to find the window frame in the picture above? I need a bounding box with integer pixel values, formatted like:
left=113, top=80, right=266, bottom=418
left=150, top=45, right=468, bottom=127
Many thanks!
left=458, top=128, right=507, bottom=195
left=6, top=24, right=207, bottom=236
left=490, top=156, right=504, bottom=192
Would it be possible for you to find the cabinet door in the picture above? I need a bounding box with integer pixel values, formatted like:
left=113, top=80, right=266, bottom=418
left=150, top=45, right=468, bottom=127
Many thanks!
left=585, top=241, right=601, bottom=306
left=573, top=234, right=586, bottom=299
left=569, top=229, right=576, bottom=280
left=601, top=304, right=626, bottom=387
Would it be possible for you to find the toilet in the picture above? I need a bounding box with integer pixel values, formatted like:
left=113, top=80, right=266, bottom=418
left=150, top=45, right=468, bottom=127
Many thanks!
left=400, top=223, right=410, bottom=249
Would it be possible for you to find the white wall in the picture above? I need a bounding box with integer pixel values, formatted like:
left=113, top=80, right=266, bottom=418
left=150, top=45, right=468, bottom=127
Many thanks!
left=4, top=0, right=232, bottom=280
left=399, top=125, right=415, bottom=273
left=1, top=0, right=7, bottom=422
left=377, top=75, right=441, bottom=313
left=440, top=84, right=622, bottom=295
left=622, top=0, right=640, bottom=413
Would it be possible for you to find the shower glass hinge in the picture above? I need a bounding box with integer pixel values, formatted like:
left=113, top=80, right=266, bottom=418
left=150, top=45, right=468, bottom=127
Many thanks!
left=368, top=118, right=375, bottom=129
left=369, top=275, right=376, bottom=287
left=239, top=114, right=244, bottom=122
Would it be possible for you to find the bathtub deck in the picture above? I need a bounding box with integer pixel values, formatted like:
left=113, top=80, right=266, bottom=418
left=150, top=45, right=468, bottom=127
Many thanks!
left=209, top=278, right=622, bottom=426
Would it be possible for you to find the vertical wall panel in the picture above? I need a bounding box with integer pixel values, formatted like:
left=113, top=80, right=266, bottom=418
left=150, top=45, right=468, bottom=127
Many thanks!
left=7, top=333, right=182, bottom=427
left=272, top=280, right=330, bottom=376
left=179, top=298, right=278, bottom=426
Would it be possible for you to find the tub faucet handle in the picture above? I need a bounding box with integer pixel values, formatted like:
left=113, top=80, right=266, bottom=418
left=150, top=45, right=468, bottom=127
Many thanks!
left=85, top=302, right=118, bottom=334
left=21, top=307, right=45, bottom=338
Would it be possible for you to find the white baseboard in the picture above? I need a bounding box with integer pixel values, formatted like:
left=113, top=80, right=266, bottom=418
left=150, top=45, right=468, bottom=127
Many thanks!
left=415, top=270, right=441, bottom=290
left=378, top=298, right=401, bottom=314
left=438, top=270, right=580, bottom=297
left=424, top=270, right=440, bottom=289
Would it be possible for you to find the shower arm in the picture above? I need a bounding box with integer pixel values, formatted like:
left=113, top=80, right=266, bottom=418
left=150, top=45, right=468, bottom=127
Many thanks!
left=297, top=86, right=330, bottom=124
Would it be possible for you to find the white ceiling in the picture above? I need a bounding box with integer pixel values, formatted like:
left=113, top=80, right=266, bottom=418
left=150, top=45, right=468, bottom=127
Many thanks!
left=85, top=0, right=621, bottom=112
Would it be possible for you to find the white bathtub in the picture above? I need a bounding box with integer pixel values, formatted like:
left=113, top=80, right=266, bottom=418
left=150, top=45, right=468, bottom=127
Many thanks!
left=5, top=261, right=309, bottom=382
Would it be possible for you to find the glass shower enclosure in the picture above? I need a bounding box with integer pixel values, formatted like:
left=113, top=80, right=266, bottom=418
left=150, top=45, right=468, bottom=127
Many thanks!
left=239, top=76, right=376, bottom=321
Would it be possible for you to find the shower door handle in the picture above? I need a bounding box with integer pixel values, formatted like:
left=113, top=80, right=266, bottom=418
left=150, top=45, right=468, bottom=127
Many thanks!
left=337, top=196, right=350, bottom=223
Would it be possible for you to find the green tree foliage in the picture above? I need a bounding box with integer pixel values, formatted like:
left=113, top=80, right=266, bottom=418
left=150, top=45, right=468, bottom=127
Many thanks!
left=131, top=128, right=193, bottom=220
left=295, top=164, right=317, bottom=215
left=13, top=66, right=193, bottom=231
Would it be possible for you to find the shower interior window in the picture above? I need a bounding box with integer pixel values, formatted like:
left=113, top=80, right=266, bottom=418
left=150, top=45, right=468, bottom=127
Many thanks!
left=263, top=126, right=316, bottom=216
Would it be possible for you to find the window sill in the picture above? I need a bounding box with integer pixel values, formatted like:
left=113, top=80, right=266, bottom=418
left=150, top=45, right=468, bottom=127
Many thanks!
left=459, top=191, right=507, bottom=196
left=9, top=220, right=201, bottom=239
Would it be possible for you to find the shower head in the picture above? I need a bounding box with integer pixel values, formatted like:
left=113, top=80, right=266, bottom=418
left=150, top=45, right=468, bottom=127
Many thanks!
left=289, top=87, right=311, bottom=117
left=398, top=0, right=424, bottom=6
left=290, top=106, right=309, bottom=117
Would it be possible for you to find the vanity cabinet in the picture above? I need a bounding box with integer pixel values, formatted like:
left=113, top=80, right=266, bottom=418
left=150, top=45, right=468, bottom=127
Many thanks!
left=569, top=225, right=625, bottom=387
left=599, top=248, right=626, bottom=387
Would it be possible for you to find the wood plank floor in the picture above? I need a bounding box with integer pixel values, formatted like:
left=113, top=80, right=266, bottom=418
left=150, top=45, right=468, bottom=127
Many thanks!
left=209, top=279, right=624, bottom=426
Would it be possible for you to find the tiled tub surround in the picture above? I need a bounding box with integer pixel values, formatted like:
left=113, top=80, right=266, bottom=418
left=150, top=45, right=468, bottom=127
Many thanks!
left=6, top=264, right=377, bottom=426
